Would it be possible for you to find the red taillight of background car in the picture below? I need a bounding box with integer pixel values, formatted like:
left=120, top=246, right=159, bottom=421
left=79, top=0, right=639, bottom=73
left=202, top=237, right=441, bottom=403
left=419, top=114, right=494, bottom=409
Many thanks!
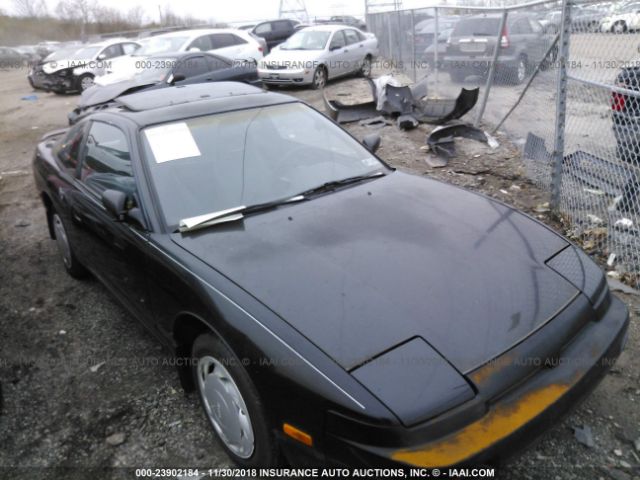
left=612, top=91, right=626, bottom=111
left=500, top=25, right=510, bottom=48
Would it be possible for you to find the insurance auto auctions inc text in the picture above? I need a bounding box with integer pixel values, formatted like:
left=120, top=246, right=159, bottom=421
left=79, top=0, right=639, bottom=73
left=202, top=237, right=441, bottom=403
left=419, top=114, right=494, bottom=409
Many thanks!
left=181, top=467, right=497, bottom=478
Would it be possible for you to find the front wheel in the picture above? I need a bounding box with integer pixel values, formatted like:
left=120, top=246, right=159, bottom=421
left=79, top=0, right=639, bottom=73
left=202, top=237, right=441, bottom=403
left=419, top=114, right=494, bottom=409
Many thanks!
left=192, top=333, right=279, bottom=467
left=77, top=73, right=94, bottom=92
left=311, top=66, right=327, bottom=90
left=613, top=21, right=628, bottom=34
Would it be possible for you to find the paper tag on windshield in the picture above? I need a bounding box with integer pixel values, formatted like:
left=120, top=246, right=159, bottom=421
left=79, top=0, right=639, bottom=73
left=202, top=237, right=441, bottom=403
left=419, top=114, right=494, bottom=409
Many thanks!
left=144, top=122, right=201, bottom=163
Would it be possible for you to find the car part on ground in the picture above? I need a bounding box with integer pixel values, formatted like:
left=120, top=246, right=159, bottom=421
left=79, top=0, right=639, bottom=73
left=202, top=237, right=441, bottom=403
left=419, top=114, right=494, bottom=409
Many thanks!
left=426, top=121, right=499, bottom=166
left=32, top=82, right=629, bottom=469
left=323, top=75, right=479, bottom=129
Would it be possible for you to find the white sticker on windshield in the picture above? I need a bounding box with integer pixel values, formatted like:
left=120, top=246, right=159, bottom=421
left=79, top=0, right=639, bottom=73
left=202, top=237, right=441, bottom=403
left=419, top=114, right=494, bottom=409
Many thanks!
left=144, top=122, right=201, bottom=163
left=362, top=157, right=379, bottom=167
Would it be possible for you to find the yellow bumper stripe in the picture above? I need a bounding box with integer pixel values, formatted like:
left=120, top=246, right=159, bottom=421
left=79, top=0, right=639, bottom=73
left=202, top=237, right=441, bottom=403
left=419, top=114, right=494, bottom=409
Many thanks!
left=391, top=383, right=570, bottom=467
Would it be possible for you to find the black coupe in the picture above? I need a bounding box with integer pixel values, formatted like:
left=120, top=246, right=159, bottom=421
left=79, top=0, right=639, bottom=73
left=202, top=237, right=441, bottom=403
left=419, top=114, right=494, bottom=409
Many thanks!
left=33, top=82, right=629, bottom=468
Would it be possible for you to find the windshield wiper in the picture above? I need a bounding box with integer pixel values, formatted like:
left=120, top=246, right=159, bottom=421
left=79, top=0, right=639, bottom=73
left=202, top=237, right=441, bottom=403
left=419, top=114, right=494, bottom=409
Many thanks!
left=178, top=194, right=305, bottom=233
left=298, top=171, right=385, bottom=198
left=178, top=171, right=385, bottom=233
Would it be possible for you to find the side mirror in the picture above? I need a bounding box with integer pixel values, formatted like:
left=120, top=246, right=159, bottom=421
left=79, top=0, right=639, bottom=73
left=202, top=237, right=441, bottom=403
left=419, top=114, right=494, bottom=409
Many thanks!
left=102, top=189, right=127, bottom=220
left=362, top=133, right=381, bottom=153
left=169, top=73, right=186, bottom=85
left=330, top=45, right=341, bottom=51
left=188, top=47, right=201, bottom=52
left=97, top=53, right=106, bottom=61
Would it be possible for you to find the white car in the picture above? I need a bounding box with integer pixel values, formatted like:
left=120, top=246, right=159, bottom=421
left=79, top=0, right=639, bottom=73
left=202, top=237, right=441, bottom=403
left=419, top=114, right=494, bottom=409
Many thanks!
left=600, top=3, right=640, bottom=32
left=41, top=39, right=141, bottom=93
left=96, top=29, right=264, bottom=86
left=257, top=25, right=378, bottom=89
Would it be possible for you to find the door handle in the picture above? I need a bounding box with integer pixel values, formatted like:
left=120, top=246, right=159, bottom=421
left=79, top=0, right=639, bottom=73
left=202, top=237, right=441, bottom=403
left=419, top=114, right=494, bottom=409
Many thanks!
left=359, top=44, right=364, bottom=48
left=344, top=49, right=349, bottom=53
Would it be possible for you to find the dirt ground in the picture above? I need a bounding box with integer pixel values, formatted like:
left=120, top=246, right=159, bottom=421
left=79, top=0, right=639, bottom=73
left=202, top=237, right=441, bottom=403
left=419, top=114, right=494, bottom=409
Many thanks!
left=0, top=66, right=639, bottom=480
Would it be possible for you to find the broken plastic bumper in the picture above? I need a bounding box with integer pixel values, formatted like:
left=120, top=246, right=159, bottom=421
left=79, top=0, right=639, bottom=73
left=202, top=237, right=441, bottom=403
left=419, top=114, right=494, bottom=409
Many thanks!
left=324, top=294, right=629, bottom=468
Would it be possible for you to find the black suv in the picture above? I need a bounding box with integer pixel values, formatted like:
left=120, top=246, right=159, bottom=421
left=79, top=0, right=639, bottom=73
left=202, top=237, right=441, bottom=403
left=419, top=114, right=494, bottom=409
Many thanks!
left=612, top=65, right=640, bottom=165
left=442, top=13, right=553, bottom=85
left=251, top=19, right=299, bottom=51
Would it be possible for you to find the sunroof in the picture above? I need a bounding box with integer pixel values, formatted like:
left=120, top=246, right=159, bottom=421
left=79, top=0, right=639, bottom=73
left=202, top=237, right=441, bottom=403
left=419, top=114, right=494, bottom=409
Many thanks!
left=116, top=82, right=264, bottom=112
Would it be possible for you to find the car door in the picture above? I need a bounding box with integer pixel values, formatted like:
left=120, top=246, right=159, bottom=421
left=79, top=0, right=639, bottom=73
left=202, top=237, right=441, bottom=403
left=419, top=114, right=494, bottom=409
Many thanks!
left=273, top=20, right=295, bottom=47
left=209, top=33, right=248, bottom=60
left=343, top=28, right=365, bottom=73
left=171, top=55, right=210, bottom=84
left=254, top=22, right=276, bottom=48
left=68, top=120, right=152, bottom=322
left=327, top=29, right=348, bottom=78
left=187, top=34, right=213, bottom=53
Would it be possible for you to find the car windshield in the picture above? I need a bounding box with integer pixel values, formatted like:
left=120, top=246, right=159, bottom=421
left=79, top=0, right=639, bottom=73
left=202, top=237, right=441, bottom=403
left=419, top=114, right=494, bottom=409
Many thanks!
left=142, top=102, right=386, bottom=229
left=135, top=36, right=189, bottom=56
left=281, top=31, right=330, bottom=50
left=452, top=17, right=501, bottom=36
left=73, top=46, right=101, bottom=59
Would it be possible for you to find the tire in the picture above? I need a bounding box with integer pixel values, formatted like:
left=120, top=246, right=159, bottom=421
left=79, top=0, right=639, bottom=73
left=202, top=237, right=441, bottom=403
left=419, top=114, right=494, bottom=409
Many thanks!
left=51, top=212, right=88, bottom=279
left=359, top=55, right=372, bottom=78
left=507, top=55, right=528, bottom=85
left=192, top=333, right=279, bottom=467
left=311, top=66, right=327, bottom=90
left=613, top=21, right=627, bottom=34
left=449, top=70, right=467, bottom=83
left=77, top=73, right=94, bottom=92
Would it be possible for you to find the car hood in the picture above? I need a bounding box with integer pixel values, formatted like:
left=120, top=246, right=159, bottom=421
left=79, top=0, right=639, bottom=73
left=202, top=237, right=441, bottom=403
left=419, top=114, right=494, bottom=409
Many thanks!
left=171, top=172, right=576, bottom=373
left=262, top=48, right=324, bottom=66
left=78, top=78, right=157, bottom=108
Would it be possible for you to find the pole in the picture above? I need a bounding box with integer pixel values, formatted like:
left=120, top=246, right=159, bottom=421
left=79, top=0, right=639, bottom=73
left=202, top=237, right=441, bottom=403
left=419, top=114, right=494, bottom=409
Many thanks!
left=433, top=7, right=440, bottom=94
left=551, top=0, right=571, bottom=211
left=474, top=9, right=508, bottom=127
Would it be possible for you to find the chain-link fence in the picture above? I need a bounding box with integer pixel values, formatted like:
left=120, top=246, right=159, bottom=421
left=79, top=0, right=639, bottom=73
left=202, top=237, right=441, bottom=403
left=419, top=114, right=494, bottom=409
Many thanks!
left=367, top=0, right=640, bottom=286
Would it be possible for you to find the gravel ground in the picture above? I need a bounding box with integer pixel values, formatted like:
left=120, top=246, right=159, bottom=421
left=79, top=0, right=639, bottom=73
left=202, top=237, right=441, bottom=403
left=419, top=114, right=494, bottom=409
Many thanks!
left=0, top=67, right=639, bottom=480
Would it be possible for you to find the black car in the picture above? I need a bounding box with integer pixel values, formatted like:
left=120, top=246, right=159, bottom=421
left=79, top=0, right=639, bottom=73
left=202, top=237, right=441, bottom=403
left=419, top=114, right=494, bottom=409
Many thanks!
left=251, top=19, right=300, bottom=51
left=68, top=52, right=260, bottom=124
left=33, top=82, right=629, bottom=468
left=442, top=13, right=554, bottom=85
left=612, top=64, right=640, bottom=164
left=328, top=15, right=367, bottom=31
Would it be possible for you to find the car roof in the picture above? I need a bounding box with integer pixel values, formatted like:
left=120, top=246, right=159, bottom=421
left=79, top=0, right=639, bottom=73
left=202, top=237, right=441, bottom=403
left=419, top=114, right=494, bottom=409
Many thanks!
left=152, top=28, right=248, bottom=40
left=100, top=82, right=295, bottom=126
left=301, top=24, right=357, bottom=32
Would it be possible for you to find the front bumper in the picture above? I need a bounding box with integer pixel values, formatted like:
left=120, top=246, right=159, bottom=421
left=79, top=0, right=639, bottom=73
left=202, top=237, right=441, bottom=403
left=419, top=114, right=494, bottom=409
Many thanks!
left=41, top=71, right=77, bottom=93
left=258, top=67, right=314, bottom=85
left=324, top=294, right=629, bottom=468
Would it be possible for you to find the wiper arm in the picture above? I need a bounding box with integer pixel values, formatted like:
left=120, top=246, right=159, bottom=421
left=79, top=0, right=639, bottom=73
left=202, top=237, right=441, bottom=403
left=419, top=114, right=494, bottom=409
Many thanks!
left=179, top=195, right=305, bottom=233
left=298, top=171, right=385, bottom=198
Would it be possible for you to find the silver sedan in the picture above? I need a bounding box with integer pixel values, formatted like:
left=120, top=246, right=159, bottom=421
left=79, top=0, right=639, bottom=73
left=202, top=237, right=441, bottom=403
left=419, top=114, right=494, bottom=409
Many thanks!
left=257, top=24, right=378, bottom=89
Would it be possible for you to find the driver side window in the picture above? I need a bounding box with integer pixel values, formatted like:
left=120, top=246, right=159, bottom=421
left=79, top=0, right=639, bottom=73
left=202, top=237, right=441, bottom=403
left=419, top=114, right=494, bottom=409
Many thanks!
left=79, top=122, right=136, bottom=198
left=329, top=31, right=346, bottom=50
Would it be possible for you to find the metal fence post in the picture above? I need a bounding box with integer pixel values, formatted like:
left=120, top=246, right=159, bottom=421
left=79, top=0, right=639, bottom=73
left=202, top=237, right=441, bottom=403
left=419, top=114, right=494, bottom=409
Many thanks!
left=551, top=0, right=572, bottom=212
left=474, top=9, right=508, bottom=127
left=411, top=9, right=416, bottom=81
left=433, top=7, right=440, bottom=93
